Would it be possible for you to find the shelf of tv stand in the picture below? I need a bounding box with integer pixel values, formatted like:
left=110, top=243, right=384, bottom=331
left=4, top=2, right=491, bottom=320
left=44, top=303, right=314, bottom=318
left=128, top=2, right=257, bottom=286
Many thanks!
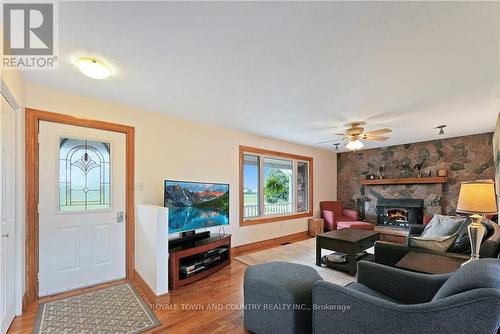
left=169, top=234, right=231, bottom=290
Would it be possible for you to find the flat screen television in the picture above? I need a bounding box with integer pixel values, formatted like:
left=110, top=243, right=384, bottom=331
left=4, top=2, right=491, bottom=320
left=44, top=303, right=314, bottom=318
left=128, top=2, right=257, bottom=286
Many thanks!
left=164, top=180, right=229, bottom=234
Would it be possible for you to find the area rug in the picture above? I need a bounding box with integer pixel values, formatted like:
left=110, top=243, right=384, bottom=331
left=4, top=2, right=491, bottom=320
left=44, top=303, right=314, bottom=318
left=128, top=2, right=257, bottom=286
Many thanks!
left=33, top=283, right=160, bottom=334
left=235, top=238, right=356, bottom=286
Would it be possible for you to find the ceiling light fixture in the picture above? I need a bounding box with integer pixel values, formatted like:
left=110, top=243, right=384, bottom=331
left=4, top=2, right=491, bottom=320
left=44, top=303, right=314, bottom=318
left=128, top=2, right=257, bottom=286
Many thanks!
left=436, top=125, right=447, bottom=135
left=346, top=140, right=364, bottom=151
left=333, top=143, right=340, bottom=151
left=75, top=57, right=112, bottom=79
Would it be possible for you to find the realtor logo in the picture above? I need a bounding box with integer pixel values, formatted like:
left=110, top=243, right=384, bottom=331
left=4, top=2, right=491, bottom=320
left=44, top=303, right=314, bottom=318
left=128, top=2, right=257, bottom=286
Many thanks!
left=2, top=1, right=58, bottom=69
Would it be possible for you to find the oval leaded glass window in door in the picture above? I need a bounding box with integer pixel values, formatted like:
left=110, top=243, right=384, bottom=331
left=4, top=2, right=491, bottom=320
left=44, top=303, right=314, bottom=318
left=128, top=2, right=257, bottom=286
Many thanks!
left=59, top=138, right=111, bottom=212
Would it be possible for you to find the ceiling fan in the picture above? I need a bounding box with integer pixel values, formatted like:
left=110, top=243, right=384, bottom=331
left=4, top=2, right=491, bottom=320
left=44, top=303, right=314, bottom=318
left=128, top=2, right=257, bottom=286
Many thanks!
left=319, top=122, right=392, bottom=150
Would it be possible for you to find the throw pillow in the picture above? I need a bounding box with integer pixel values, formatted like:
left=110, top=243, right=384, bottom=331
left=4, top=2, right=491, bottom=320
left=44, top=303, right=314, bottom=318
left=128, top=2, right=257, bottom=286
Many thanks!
left=408, top=234, right=458, bottom=252
left=420, top=214, right=465, bottom=237
left=448, top=217, right=494, bottom=254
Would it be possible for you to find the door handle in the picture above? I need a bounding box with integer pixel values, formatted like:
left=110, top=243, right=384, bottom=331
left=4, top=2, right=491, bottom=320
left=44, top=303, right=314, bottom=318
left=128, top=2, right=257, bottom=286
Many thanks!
left=1, top=233, right=9, bottom=238
left=113, top=211, right=125, bottom=223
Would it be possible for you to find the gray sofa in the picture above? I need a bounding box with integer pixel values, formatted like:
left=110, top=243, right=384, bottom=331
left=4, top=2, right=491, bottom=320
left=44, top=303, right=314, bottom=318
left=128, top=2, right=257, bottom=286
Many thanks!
left=375, top=220, right=500, bottom=267
left=313, top=259, right=500, bottom=334
left=244, top=259, right=500, bottom=334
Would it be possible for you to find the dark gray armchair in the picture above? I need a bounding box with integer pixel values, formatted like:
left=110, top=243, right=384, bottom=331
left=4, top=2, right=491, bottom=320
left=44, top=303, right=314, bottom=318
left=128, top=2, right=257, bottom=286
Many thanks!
left=313, top=259, right=500, bottom=334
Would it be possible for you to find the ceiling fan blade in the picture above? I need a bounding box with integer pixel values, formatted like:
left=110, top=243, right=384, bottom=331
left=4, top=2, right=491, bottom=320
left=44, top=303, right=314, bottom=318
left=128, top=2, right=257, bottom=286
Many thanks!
left=364, top=128, right=392, bottom=136
left=318, top=139, right=339, bottom=144
left=363, top=135, right=390, bottom=141
left=318, top=136, right=349, bottom=144
left=334, top=133, right=346, bottom=136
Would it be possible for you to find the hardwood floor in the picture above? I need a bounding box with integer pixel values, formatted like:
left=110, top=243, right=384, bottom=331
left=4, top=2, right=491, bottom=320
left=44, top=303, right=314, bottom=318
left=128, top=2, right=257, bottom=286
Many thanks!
left=8, top=255, right=253, bottom=334
left=8, top=234, right=315, bottom=334
left=8, top=232, right=314, bottom=334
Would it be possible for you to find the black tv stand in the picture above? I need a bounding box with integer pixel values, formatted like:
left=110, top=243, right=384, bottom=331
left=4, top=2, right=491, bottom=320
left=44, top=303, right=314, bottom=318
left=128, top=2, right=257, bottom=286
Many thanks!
left=169, top=230, right=211, bottom=250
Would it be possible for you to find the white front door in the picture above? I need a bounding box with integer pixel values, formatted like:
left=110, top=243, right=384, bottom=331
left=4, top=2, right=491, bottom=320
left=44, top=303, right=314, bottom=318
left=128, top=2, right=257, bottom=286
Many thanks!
left=38, top=121, right=126, bottom=297
left=0, top=95, right=16, bottom=334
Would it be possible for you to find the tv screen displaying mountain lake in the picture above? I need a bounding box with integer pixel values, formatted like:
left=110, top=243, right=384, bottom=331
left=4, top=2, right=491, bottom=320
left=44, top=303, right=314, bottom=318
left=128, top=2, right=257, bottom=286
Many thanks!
left=164, top=181, right=229, bottom=233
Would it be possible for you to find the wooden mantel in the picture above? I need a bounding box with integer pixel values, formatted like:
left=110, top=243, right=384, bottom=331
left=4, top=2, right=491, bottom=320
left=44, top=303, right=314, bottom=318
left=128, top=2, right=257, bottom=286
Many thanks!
left=360, top=176, right=447, bottom=186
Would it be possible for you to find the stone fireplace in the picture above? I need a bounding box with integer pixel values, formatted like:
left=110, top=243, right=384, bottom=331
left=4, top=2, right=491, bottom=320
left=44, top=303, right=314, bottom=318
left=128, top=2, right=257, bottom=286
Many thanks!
left=337, top=133, right=495, bottom=218
left=376, top=198, right=424, bottom=228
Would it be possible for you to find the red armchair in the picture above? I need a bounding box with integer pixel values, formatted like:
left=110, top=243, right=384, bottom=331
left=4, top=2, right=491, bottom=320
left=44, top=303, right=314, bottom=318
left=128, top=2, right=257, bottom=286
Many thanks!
left=320, top=201, right=359, bottom=231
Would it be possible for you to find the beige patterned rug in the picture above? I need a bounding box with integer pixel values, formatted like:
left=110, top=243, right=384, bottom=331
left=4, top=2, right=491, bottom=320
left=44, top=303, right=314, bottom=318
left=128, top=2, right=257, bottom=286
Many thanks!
left=33, top=283, right=160, bottom=334
left=235, top=238, right=356, bottom=286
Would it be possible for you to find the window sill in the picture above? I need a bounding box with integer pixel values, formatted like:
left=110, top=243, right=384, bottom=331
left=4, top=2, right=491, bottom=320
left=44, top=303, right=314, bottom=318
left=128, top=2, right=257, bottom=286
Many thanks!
left=240, top=211, right=313, bottom=226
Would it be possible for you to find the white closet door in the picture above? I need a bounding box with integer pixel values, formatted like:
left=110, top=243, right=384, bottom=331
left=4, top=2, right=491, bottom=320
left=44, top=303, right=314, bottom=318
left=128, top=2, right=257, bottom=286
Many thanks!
left=0, top=95, right=16, bottom=334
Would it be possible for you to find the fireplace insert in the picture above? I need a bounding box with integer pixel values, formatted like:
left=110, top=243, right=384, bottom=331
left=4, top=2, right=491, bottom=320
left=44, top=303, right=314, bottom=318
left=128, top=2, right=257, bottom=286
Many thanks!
left=376, top=198, right=424, bottom=228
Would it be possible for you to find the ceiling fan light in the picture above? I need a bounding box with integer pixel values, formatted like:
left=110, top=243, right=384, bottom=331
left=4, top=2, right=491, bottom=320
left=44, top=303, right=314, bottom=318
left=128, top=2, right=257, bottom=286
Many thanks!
left=346, top=140, right=364, bottom=151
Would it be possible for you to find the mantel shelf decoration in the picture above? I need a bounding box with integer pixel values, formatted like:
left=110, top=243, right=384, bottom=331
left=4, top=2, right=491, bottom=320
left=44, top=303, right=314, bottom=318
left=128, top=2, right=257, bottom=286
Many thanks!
left=360, top=176, right=448, bottom=186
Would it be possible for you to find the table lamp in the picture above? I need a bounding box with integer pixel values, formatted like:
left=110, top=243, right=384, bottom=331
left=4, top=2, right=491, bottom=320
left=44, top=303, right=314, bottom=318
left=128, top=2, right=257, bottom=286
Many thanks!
left=456, top=180, right=497, bottom=265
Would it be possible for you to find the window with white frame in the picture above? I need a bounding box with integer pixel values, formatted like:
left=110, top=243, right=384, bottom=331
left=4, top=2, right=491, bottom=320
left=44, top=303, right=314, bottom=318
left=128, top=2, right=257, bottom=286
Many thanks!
left=240, top=146, right=312, bottom=223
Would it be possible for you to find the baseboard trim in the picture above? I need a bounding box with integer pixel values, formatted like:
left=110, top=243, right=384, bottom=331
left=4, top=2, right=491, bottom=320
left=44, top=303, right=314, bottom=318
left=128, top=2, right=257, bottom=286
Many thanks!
left=231, top=231, right=310, bottom=256
left=133, top=270, right=170, bottom=305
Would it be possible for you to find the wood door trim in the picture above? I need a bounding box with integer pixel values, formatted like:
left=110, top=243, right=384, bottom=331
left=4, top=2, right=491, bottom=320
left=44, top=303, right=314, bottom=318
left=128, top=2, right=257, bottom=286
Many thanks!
left=25, top=108, right=135, bottom=304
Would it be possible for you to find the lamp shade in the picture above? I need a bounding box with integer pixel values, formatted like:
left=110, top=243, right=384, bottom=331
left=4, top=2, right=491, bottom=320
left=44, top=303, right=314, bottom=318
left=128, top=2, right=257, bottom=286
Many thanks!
left=456, top=180, right=497, bottom=215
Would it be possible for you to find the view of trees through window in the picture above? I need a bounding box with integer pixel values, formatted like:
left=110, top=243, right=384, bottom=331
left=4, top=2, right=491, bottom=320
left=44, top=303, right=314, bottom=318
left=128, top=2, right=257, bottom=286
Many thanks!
left=264, top=170, right=289, bottom=203
left=242, top=148, right=311, bottom=221
left=263, top=158, right=292, bottom=215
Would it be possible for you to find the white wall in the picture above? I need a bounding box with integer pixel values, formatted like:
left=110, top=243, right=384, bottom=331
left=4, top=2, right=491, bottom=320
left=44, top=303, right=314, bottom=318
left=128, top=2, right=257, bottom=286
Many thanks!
left=25, top=83, right=337, bottom=246
left=136, top=205, right=169, bottom=295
